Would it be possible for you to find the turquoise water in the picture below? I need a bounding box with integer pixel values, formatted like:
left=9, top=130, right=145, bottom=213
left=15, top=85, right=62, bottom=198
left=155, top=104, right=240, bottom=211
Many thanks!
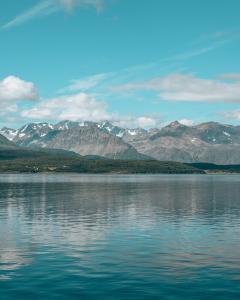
left=0, top=174, right=240, bottom=300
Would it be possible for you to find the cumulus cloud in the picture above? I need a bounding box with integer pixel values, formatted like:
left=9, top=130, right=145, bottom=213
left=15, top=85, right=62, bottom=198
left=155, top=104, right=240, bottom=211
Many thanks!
left=0, top=76, right=38, bottom=127
left=113, top=73, right=240, bottom=103
left=0, top=74, right=162, bottom=129
left=21, top=92, right=110, bottom=122
left=20, top=90, right=162, bottom=128
left=114, top=116, right=161, bottom=129
left=0, top=76, right=38, bottom=102
left=135, top=116, right=159, bottom=128
left=178, top=119, right=194, bottom=126
left=2, top=0, right=104, bottom=29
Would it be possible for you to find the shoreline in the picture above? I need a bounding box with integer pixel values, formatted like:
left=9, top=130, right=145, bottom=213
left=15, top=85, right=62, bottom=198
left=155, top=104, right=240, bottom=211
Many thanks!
left=0, top=170, right=240, bottom=175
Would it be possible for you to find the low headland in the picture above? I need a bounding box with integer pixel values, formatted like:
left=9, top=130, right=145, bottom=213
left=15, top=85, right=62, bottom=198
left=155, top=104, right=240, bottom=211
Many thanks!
left=0, top=148, right=203, bottom=174
left=1, top=148, right=240, bottom=174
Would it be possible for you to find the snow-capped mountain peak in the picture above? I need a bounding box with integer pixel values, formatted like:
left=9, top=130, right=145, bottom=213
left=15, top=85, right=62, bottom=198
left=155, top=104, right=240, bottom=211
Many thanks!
left=0, top=127, right=18, bottom=141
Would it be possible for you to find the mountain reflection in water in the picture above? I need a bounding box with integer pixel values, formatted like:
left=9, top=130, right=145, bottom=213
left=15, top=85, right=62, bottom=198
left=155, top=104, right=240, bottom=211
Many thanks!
left=0, top=174, right=240, bottom=299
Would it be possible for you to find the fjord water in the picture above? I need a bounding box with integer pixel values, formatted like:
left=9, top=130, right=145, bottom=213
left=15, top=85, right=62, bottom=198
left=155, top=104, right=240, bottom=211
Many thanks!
left=0, top=175, right=240, bottom=299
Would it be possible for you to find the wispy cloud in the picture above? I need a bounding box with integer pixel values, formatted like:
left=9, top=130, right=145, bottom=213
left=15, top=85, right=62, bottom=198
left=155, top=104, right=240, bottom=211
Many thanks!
left=191, top=29, right=239, bottom=45
left=59, top=29, right=240, bottom=96
left=59, top=72, right=114, bottom=93
left=112, top=73, right=240, bottom=103
left=61, top=0, right=104, bottom=12
left=165, top=43, right=224, bottom=62
left=162, top=32, right=240, bottom=63
left=1, top=0, right=104, bottom=30
left=2, top=1, right=55, bottom=30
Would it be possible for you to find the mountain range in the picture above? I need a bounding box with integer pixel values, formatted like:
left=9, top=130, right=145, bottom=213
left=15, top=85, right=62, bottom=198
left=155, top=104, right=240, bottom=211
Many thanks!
left=1, top=120, right=240, bottom=164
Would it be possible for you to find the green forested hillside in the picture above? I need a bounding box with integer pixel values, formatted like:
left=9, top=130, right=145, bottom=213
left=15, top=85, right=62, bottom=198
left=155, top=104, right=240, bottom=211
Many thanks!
left=0, top=133, right=204, bottom=174
left=0, top=156, right=203, bottom=174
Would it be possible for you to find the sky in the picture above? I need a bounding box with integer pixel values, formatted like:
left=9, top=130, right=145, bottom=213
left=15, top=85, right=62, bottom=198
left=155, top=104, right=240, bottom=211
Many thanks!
left=0, top=0, right=240, bottom=129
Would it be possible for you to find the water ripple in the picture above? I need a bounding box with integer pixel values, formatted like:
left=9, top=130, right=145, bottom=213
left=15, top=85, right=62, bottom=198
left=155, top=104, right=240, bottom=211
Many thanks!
left=0, top=174, right=240, bottom=299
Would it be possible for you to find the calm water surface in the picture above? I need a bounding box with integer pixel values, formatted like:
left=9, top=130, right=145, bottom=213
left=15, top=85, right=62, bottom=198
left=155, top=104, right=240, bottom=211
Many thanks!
left=0, top=174, right=240, bottom=299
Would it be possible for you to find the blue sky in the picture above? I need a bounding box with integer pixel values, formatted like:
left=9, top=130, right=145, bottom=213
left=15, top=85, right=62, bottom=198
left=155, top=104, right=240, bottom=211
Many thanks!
left=0, top=0, right=240, bottom=128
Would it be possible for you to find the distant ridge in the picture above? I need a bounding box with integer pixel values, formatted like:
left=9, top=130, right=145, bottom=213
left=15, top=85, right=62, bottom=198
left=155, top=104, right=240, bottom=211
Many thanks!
left=1, top=120, right=240, bottom=164
left=0, top=121, right=150, bottom=161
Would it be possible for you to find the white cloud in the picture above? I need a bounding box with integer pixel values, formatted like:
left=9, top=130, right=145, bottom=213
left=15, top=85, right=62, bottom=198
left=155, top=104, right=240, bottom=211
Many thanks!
left=21, top=92, right=110, bottom=122
left=113, top=73, right=240, bottom=103
left=2, top=1, right=56, bottom=30
left=178, top=119, right=194, bottom=126
left=20, top=91, right=161, bottom=129
left=0, top=76, right=38, bottom=127
left=0, top=74, right=162, bottom=129
left=166, top=45, right=222, bottom=62
left=136, top=116, right=159, bottom=128
left=220, top=73, right=240, bottom=81
left=2, top=0, right=104, bottom=29
left=114, top=116, right=161, bottom=129
left=223, top=110, right=240, bottom=120
left=60, top=0, right=104, bottom=12
left=0, top=76, right=38, bottom=102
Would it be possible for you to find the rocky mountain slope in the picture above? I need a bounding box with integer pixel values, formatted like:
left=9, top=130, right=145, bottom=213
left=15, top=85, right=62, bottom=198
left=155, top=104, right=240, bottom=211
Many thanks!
left=0, top=121, right=149, bottom=160
left=1, top=120, right=240, bottom=164
left=0, top=133, right=18, bottom=149
left=121, top=121, right=240, bottom=164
